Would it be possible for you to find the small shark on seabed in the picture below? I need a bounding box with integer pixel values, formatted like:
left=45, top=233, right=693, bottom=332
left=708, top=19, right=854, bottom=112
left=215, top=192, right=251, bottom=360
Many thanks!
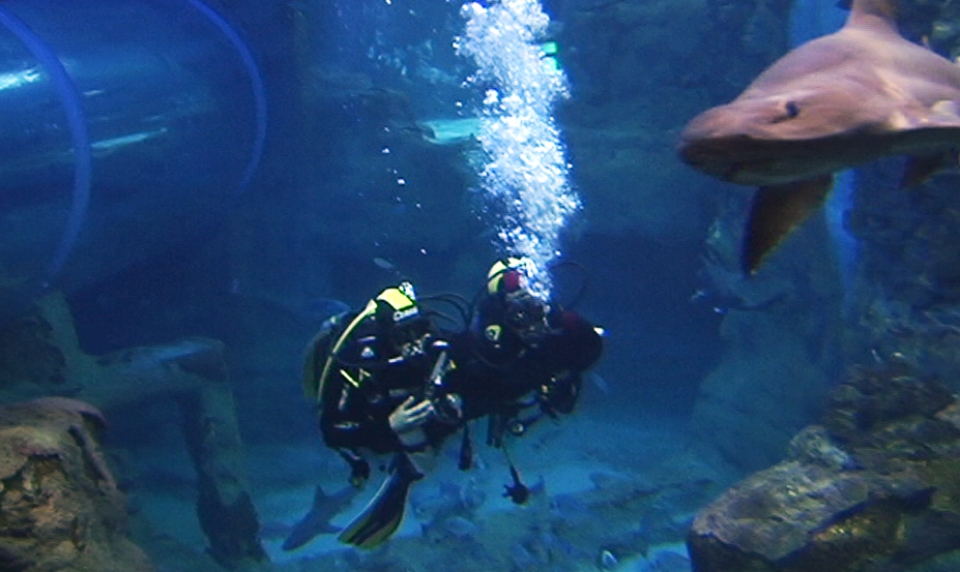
left=678, top=0, right=960, bottom=274
left=280, top=485, right=360, bottom=551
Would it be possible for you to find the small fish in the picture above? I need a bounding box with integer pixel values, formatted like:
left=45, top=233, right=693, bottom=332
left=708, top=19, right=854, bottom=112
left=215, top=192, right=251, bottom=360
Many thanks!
left=297, top=298, right=350, bottom=325
left=373, top=256, right=396, bottom=271
left=237, top=293, right=349, bottom=327
left=91, top=127, right=168, bottom=155
left=600, top=549, right=618, bottom=570
left=442, top=515, right=480, bottom=540
left=689, top=289, right=708, bottom=302
left=458, top=477, right=487, bottom=511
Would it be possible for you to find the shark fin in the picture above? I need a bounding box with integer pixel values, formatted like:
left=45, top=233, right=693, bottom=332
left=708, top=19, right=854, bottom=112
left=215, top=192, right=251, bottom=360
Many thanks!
left=307, top=486, right=342, bottom=533
left=742, top=175, right=833, bottom=275
left=901, top=151, right=957, bottom=188
left=282, top=485, right=340, bottom=551
left=337, top=453, right=423, bottom=549
left=282, top=485, right=356, bottom=551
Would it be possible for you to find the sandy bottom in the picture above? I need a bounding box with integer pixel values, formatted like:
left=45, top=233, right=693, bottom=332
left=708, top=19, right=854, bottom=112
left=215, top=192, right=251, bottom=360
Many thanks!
left=127, top=412, right=726, bottom=571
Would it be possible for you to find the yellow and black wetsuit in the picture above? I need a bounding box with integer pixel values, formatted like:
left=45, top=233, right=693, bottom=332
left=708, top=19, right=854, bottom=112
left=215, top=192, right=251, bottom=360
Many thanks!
left=302, top=284, right=452, bottom=455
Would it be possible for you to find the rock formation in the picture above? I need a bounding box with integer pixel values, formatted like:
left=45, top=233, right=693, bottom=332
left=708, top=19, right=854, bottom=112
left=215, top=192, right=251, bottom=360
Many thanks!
left=0, top=292, right=266, bottom=569
left=688, top=362, right=960, bottom=572
left=0, top=398, right=154, bottom=572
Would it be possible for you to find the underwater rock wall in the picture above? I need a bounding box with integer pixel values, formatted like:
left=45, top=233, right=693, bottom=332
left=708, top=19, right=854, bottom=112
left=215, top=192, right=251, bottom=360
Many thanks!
left=540, top=0, right=848, bottom=471
left=250, top=0, right=801, bottom=285
left=0, top=293, right=266, bottom=569
left=688, top=364, right=960, bottom=572
left=0, top=398, right=154, bottom=572
left=690, top=308, right=835, bottom=470
left=229, top=74, right=481, bottom=302
left=688, top=200, right=844, bottom=472
left=847, top=158, right=960, bottom=390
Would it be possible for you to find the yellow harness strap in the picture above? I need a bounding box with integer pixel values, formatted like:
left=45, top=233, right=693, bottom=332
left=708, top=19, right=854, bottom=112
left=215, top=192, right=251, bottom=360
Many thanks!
left=314, top=285, right=418, bottom=406
left=315, top=299, right=378, bottom=405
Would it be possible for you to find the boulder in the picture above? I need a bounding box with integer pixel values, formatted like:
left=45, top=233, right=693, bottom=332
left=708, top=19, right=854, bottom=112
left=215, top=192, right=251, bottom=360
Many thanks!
left=0, top=398, right=154, bottom=572
left=688, top=364, right=960, bottom=572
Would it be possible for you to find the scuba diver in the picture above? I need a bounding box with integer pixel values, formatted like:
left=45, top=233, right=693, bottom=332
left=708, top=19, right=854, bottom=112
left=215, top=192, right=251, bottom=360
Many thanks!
left=445, top=257, right=604, bottom=501
left=297, top=258, right=604, bottom=549
left=300, top=281, right=463, bottom=548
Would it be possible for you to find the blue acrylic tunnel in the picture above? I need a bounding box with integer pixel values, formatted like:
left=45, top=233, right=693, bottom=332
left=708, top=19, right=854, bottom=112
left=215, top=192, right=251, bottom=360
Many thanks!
left=0, top=0, right=266, bottom=314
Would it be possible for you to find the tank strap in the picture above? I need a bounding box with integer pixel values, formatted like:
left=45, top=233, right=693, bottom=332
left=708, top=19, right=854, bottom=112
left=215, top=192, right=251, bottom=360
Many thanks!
left=316, top=299, right=378, bottom=406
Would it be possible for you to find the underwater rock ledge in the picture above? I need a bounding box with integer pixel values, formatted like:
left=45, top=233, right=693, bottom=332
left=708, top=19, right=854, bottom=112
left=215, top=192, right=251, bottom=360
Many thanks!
left=0, top=292, right=266, bottom=569
left=687, top=363, right=960, bottom=572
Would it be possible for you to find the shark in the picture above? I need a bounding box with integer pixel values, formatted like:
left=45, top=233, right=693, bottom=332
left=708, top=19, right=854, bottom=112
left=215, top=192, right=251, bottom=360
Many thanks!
left=678, top=0, right=960, bottom=273
left=281, top=484, right=360, bottom=551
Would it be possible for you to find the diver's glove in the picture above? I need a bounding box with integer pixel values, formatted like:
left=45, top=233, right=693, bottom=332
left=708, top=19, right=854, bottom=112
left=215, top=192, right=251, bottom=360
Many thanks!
left=389, top=396, right=434, bottom=451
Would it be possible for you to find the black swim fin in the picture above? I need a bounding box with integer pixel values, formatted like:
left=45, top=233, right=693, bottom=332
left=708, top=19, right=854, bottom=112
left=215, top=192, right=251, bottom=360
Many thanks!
left=337, top=452, right=423, bottom=549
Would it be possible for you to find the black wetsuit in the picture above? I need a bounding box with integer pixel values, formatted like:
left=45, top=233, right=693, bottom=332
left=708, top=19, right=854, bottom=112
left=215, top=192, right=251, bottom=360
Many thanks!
left=318, top=298, right=602, bottom=457
left=446, top=297, right=604, bottom=426
left=317, top=313, right=452, bottom=454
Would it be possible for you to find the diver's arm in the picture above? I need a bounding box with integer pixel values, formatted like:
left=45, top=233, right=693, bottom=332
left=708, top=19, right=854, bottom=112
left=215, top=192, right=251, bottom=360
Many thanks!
left=551, top=309, right=604, bottom=372
left=531, top=309, right=602, bottom=416
left=321, top=413, right=400, bottom=452
left=320, top=383, right=401, bottom=452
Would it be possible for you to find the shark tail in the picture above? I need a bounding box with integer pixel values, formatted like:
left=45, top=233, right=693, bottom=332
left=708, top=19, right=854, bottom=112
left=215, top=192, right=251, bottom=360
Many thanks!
left=337, top=453, right=423, bottom=549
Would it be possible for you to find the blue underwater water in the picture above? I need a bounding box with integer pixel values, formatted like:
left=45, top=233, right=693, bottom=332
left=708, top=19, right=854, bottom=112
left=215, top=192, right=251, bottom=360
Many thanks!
left=2, top=0, right=959, bottom=570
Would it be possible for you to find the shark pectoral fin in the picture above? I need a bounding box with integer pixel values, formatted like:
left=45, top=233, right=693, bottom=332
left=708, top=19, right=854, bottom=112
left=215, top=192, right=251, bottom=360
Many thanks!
left=901, top=151, right=958, bottom=188
left=742, top=175, right=833, bottom=275
left=929, top=99, right=960, bottom=124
